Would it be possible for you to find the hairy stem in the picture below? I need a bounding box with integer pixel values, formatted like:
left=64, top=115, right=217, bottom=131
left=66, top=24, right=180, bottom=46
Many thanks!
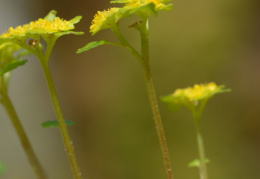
left=141, top=19, right=173, bottom=179
left=142, top=61, right=174, bottom=179
left=112, top=19, right=173, bottom=179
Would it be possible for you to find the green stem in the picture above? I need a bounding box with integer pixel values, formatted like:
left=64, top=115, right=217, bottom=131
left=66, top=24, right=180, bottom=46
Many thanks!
left=140, top=19, right=173, bottom=179
left=0, top=76, right=47, bottom=179
left=111, top=25, right=142, bottom=62
left=112, top=19, right=173, bottom=179
left=142, top=59, right=173, bottom=179
left=40, top=62, right=82, bottom=179
left=194, top=121, right=208, bottom=179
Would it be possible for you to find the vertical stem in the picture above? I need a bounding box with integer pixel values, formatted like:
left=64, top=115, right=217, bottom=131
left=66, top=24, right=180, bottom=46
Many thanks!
left=0, top=76, right=47, bottom=179
left=112, top=19, right=173, bottom=179
left=111, top=25, right=142, bottom=62
left=195, top=122, right=208, bottom=179
left=142, top=62, right=173, bottom=179
left=40, top=63, right=82, bottom=179
left=141, top=19, right=173, bottom=179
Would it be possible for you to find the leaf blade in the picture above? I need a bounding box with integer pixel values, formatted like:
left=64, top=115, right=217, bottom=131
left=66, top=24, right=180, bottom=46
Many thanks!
left=41, top=120, right=75, bottom=128
left=76, top=40, right=120, bottom=53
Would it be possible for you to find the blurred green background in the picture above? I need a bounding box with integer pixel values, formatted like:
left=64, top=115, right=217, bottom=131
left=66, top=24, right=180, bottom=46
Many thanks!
left=0, top=0, right=260, bottom=178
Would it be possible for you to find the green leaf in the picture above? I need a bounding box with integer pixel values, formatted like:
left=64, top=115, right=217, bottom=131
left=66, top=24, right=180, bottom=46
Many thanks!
left=16, top=49, right=31, bottom=59
left=129, top=3, right=157, bottom=18
left=69, top=16, right=83, bottom=24
left=160, top=95, right=182, bottom=112
left=110, top=0, right=128, bottom=3
left=44, top=10, right=57, bottom=21
left=0, top=60, right=27, bottom=75
left=188, top=158, right=210, bottom=168
left=54, top=31, right=84, bottom=37
left=41, top=120, right=75, bottom=128
left=76, top=40, right=120, bottom=53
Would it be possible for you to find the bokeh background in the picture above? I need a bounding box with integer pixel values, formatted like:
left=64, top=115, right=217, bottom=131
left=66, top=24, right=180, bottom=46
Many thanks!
left=0, top=0, right=260, bottom=178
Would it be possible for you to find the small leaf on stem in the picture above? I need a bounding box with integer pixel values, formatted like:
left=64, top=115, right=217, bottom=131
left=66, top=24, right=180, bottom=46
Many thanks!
left=41, top=120, right=75, bottom=128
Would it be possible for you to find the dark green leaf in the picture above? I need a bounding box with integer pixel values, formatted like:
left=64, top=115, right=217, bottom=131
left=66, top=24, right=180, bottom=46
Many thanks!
left=41, top=120, right=75, bottom=128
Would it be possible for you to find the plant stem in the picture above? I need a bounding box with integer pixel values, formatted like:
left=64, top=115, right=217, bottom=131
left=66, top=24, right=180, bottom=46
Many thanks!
left=195, top=122, right=208, bottom=179
left=140, top=19, right=173, bottom=179
left=112, top=19, right=173, bottom=179
left=40, top=62, right=82, bottom=179
left=0, top=76, right=47, bottom=179
left=142, top=60, right=173, bottom=179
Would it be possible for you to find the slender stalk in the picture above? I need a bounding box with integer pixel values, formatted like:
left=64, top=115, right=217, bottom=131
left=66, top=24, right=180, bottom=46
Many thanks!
left=40, top=62, right=82, bottom=179
left=0, top=76, right=47, bottom=179
left=142, top=61, right=173, bottom=179
left=111, top=24, right=142, bottom=62
left=140, top=19, right=173, bottom=179
left=195, top=121, right=208, bottom=179
left=112, top=20, right=173, bottom=179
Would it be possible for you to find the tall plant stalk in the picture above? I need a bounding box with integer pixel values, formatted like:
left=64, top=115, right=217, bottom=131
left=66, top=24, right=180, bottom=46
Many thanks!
left=194, top=121, right=208, bottom=179
left=140, top=19, right=173, bottom=179
left=39, top=60, right=82, bottom=179
left=0, top=76, right=47, bottom=179
left=192, top=100, right=208, bottom=179
left=142, top=61, right=173, bottom=179
left=112, top=19, right=174, bottom=179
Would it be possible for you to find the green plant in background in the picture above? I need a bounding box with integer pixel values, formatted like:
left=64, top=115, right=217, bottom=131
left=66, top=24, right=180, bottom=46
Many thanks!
left=0, top=42, right=47, bottom=179
left=0, top=10, right=84, bottom=179
left=0, top=161, right=6, bottom=174
left=161, top=82, right=230, bottom=179
left=77, top=0, right=173, bottom=178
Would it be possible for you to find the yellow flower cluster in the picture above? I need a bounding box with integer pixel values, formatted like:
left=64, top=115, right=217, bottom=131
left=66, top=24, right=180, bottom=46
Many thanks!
left=124, top=0, right=170, bottom=11
left=0, top=17, right=74, bottom=38
left=90, top=8, right=120, bottom=35
left=161, top=82, right=230, bottom=113
left=90, top=0, right=172, bottom=35
left=172, top=82, right=220, bottom=102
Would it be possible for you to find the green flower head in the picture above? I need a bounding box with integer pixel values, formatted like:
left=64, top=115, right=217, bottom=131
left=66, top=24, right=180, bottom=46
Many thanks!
left=161, top=82, right=231, bottom=113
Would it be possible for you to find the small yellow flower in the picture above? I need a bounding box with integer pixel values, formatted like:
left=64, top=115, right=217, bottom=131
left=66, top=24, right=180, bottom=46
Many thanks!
left=125, top=0, right=172, bottom=11
left=1, top=18, right=72, bottom=38
left=161, top=82, right=230, bottom=112
left=112, top=0, right=172, bottom=12
left=0, top=10, right=82, bottom=39
left=173, top=82, right=220, bottom=102
left=171, top=82, right=227, bottom=102
left=90, top=8, right=120, bottom=35
left=89, top=0, right=172, bottom=35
